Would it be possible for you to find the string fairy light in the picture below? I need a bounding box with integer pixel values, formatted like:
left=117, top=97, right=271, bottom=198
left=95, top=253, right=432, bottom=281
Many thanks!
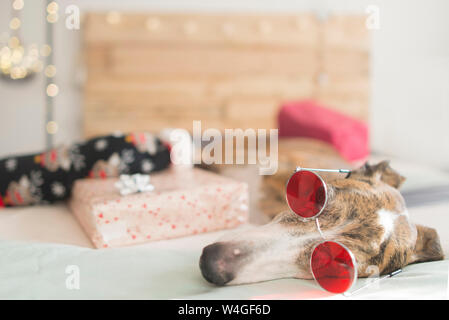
left=0, top=0, right=42, bottom=80
left=44, top=0, right=58, bottom=146
left=9, top=17, right=21, bottom=30
left=44, top=64, right=56, bottom=78
left=46, top=1, right=58, bottom=13
left=40, top=44, right=52, bottom=57
left=12, top=0, right=24, bottom=11
left=46, top=120, right=58, bottom=134
left=46, top=83, right=59, bottom=97
left=0, top=0, right=59, bottom=147
left=46, top=2, right=59, bottom=24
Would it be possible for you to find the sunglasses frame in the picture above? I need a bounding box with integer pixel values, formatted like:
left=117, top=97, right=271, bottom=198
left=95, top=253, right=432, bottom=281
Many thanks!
left=285, top=168, right=331, bottom=222
left=286, top=167, right=358, bottom=294
left=310, top=240, right=358, bottom=294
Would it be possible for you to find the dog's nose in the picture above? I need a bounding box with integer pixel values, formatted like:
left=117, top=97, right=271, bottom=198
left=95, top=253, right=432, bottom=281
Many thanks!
left=199, top=242, right=237, bottom=286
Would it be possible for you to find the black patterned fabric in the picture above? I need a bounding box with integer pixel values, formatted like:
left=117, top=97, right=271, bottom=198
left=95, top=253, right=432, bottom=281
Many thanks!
left=0, top=132, right=171, bottom=207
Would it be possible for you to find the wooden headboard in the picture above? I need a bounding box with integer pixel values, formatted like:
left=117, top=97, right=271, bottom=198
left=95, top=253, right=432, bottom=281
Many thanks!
left=83, top=12, right=369, bottom=138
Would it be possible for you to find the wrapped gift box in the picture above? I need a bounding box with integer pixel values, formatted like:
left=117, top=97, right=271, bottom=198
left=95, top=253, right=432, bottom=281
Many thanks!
left=69, top=168, right=249, bottom=248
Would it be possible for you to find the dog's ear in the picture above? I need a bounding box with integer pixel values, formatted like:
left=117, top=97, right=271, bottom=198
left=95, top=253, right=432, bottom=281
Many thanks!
left=347, top=161, right=375, bottom=179
left=412, top=224, right=444, bottom=263
left=372, top=160, right=406, bottom=189
left=349, top=161, right=406, bottom=189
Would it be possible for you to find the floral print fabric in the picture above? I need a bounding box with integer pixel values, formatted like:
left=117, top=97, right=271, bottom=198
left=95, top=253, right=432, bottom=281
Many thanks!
left=0, top=132, right=171, bottom=207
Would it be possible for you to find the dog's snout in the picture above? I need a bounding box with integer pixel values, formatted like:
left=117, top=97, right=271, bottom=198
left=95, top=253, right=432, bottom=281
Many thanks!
left=199, top=242, right=240, bottom=286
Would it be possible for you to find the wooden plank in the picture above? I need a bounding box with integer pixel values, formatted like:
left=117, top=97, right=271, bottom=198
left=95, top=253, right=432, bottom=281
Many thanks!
left=212, top=75, right=315, bottom=98
left=84, top=103, right=223, bottom=120
left=86, top=74, right=316, bottom=100
left=316, top=76, right=370, bottom=96
left=314, top=76, right=370, bottom=121
left=83, top=116, right=225, bottom=139
left=109, top=46, right=318, bottom=76
left=322, top=49, right=369, bottom=76
left=314, top=96, right=369, bottom=122
left=82, top=13, right=371, bottom=138
left=223, top=119, right=277, bottom=131
left=85, top=76, right=210, bottom=97
left=85, top=45, right=110, bottom=72
left=225, top=97, right=280, bottom=121
left=323, top=15, right=370, bottom=50
left=221, top=97, right=285, bottom=130
left=84, top=13, right=319, bottom=48
left=84, top=96, right=224, bottom=119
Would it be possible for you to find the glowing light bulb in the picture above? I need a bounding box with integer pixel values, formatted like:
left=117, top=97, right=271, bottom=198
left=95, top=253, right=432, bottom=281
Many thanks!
left=40, top=44, right=52, bottom=57
left=46, top=2, right=59, bottom=14
left=0, top=58, right=12, bottom=72
left=9, top=37, right=20, bottom=48
left=145, top=17, right=161, bottom=32
left=12, top=0, right=24, bottom=10
left=46, top=83, right=59, bottom=97
left=28, top=47, right=39, bottom=57
left=46, top=121, right=58, bottom=134
left=258, top=21, right=272, bottom=35
left=45, top=65, right=56, bottom=78
left=10, top=66, right=26, bottom=79
left=0, top=46, right=11, bottom=58
left=47, top=13, right=59, bottom=23
left=9, top=18, right=21, bottom=30
left=31, top=60, right=43, bottom=73
left=183, top=21, right=198, bottom=35
left=295, top=18, right=309, bottom=30
left=222, top=22, right=235, bottom=36
left=10, top=67, right=20, bottom=79
left=106, top=12, right=121, bottom=25
left=10, top=47, right=24, bottom=64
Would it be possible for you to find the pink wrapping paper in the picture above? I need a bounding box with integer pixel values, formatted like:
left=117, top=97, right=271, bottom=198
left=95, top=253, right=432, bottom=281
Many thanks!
left=69, top=168, right=249, bottom=248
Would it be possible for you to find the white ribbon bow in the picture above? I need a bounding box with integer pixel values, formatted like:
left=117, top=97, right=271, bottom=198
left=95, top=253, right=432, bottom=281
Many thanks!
left=115, top=174, right=155, bottom=196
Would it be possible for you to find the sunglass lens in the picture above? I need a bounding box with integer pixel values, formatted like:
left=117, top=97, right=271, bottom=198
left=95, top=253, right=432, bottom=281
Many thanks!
left=311, top=241, right=356, bottom=294
left=286, top=170, right=326, bottom=218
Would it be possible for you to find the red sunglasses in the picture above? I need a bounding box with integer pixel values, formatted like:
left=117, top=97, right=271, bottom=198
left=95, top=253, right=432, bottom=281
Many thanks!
left=286, top=167, right=401, bottom=295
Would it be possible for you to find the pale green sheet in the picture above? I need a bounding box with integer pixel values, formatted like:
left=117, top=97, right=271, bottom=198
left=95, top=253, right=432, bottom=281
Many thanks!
left=0, top=236, right=447, bottom=300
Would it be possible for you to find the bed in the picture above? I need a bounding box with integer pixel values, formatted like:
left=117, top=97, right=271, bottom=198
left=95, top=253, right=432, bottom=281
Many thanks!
left=0, top=157, right=448, bottom=300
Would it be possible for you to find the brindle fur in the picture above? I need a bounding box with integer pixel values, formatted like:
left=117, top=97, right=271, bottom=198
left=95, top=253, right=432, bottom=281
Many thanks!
left=263, top=161, right=443, bottom=276
left=200, top=161, right=444, bottom=285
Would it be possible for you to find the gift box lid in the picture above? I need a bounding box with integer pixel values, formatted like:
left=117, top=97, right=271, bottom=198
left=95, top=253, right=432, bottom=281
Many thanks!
left=71, top=168, right=248, bottom=206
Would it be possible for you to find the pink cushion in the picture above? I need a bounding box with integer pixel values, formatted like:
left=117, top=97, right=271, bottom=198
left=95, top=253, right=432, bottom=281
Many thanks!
left=278, top=100, right=369, bottom=162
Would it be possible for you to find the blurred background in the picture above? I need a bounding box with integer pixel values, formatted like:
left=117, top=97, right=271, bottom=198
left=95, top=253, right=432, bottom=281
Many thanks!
left=0, top=0, right=448, bottom=171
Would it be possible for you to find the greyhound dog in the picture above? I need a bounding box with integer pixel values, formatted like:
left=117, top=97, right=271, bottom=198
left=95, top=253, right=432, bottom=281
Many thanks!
left=199, top=161, right=444, bottom=286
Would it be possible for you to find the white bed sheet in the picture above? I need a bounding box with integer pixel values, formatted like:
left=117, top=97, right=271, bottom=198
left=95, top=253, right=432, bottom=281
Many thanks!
left=0, top=203, right=448, bottom=300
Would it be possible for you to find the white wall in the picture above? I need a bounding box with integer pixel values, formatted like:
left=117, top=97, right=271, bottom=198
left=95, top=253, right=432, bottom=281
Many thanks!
left=0, top=0, right=448, bottom=169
